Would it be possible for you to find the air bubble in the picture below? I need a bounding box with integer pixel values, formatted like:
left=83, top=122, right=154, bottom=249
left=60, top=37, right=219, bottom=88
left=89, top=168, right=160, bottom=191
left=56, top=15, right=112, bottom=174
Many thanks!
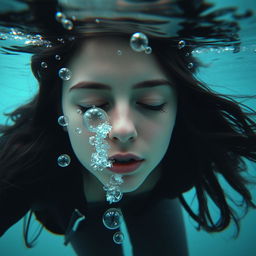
left=102, top=208, right=122, bottom=230
left=59, top=68, right=72, bottom=80
left=130, top=32, right=149, bottom=52
left=68, top=36, right=76, bottom=41
left=188, top=62, right=194, bottom=69
left=89, top=136, right=96, bottom=145
left=55, top=54, right=61, bottom=60
left=57, top=38, right=65, bottom=44
left=109, top=174, right=124, bottom=185
left=76, top=109, right=83, bottom=115
left=62, top=19, right=74, bottom=30
left=75, top=128, right=82, bottom=135
left=113, top=232, right=124, bottom=244
left=83, top=107, right=109, bottom=132
left=145, top=46, right=152, bottom=54
left=117, top=50, right=122, bottom=55
left=104, top=185, right=123, bottom=204
left=55, top=12, right=66, bottom=22
left=58, top=115, right=69, bottom=127
left=178, top=40, right=186, bottom=49
left=41, top=62, right=48, bottom=68
left=57, top=154, right=71, bottom=167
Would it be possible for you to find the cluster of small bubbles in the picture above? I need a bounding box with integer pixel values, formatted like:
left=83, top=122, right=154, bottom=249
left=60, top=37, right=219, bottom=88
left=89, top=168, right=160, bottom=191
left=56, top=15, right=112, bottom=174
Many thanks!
left=55, top=54, right=61, bottom=60
left=41, top=62, right=48, bottom=69
left=187, top=62, right=194, bottom=69
left=113, top=231, right=124, bottom=244
left=104, top=185, right=123, bottom=204
left=117, top=50, right=122, bottom=56
left=75, top=127, right=82, bottom=135
left=57, top=38, right=65, bottom=44
left=59, top=68, right=72, bottom=81
left=83, top=107, right=112, bottom=172
left=102, top=208, right=123, bottom=229
left=89, top=136, right=96, bottom=145
left=191, top=46, right=239, bottom=56
left=57, top=154, right=71, bottom=167
left=0, top=29, right=51, bottom=47
left=178, top=40, right=186, bottom=49
left=103, top=174, right=124, bottom=204
left=145, top=46, right=152, bottom=54
left=0, top=33, right=7, bottom=40
left=130, top=32, right=150, bottom=53
left=58, top=115, right=69, bottom=127
left=109, top=174, right=124, bottom=186
left=55, top=11, right=74, bottom=30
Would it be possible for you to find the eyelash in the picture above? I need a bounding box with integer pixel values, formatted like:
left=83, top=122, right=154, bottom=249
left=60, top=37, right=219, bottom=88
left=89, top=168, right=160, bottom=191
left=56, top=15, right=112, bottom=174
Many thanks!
left=78, top=103, right=166, bottom=113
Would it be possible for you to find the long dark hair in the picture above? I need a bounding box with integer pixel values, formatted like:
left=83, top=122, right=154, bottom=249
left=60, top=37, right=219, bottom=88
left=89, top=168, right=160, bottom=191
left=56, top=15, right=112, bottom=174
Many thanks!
left=0, top=36, right=255, bottom=248
left=0, top=0, right=256, bottom=248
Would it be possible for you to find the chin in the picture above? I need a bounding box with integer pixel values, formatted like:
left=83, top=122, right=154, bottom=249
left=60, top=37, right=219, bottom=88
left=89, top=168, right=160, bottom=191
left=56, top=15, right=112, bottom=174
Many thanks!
left=120, top=176, right=145, bottom=194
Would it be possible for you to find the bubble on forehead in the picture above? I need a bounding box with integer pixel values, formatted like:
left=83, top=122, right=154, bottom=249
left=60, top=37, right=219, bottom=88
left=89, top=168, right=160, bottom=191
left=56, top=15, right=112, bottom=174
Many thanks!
left=130, top=32, right=149, bottom=52
left=83, top=107, right=109, bottom=132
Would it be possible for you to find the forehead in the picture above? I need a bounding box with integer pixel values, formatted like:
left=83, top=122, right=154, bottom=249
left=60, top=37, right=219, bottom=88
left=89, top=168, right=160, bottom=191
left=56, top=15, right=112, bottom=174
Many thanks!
left=68, top=36, right=165, bottom=78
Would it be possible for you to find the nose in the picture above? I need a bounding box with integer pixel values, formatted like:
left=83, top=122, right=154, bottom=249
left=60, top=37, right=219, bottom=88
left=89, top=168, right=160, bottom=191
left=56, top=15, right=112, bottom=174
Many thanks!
left=108, top=105, right=137, bottom=143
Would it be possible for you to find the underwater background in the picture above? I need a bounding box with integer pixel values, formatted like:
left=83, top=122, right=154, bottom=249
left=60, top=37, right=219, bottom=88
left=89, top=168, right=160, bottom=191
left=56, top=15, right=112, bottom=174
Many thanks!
left=0, top=0, right=256, bottom=255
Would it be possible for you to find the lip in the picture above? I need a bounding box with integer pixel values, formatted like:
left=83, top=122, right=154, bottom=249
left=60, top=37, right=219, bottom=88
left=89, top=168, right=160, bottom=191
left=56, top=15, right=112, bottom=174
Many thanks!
left=108, top=153, right=144, bottom=174
left=109, top=153, right=143, bottom=161
left=108, top=160, right=144, bottom=174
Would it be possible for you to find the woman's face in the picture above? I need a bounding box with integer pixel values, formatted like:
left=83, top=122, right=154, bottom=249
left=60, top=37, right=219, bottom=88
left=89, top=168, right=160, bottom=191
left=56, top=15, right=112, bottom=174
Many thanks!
left=62, top=37, right=177, bottom=194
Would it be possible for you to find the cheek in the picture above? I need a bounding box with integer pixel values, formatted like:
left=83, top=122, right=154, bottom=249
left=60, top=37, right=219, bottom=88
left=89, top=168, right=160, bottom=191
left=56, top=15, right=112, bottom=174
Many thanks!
left=64, top=111, right=93, bottom=165
left=142, top=115, right=175, bottom=142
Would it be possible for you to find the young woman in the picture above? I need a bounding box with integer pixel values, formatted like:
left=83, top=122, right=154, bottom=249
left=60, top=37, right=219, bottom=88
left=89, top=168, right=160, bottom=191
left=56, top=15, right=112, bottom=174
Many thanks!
left=0, top=0, right=255, bottom=255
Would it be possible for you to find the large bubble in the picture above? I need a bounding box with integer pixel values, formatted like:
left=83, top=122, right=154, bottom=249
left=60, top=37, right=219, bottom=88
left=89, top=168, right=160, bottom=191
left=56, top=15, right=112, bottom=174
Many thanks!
left=102, top=208, right=123, bottom=229
left=83, top=106, right=109, bottom=133
left=130, top=32, right=149, bottom=52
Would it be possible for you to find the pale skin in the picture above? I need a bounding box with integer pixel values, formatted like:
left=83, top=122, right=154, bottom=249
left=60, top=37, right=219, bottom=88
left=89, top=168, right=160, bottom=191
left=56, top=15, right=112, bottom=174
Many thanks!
left=61, top=36, right=178, bottom=203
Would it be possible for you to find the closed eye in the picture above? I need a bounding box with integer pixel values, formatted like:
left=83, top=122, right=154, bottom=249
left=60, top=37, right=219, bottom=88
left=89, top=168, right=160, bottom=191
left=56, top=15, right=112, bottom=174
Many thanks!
left=78, top=104, right=109, bottom=113
left=78, top=102, right=166, bottom=113
left=137, top=102, right=166, bottom=112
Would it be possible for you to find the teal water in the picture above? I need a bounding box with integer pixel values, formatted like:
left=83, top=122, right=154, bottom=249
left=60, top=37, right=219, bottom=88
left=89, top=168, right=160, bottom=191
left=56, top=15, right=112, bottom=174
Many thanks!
left=0, top=0, right=256, bottom=256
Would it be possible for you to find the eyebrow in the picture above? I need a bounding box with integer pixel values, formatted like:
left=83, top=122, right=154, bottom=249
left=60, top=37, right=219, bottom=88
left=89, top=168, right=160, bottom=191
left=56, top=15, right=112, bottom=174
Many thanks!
left=69, top=79, right=172, bottom=92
